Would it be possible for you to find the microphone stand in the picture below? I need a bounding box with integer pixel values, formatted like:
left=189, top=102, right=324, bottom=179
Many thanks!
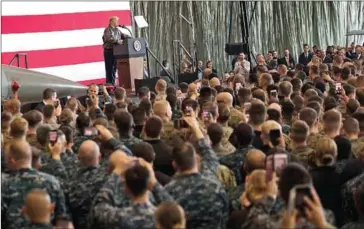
left=119, top=25, right=133, bottom=37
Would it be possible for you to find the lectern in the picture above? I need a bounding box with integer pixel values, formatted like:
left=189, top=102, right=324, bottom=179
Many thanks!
left=113, top=38, right=147, bottom=92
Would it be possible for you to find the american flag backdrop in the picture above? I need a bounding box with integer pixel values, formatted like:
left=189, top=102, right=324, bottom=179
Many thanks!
left=1, top=1, right=132, bottom=85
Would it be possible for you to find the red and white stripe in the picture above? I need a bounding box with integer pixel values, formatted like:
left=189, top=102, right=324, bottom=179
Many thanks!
left=1, top=2, right=132, bottom=85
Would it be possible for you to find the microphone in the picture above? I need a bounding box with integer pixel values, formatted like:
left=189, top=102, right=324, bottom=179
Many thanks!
left=118, top=25, right=126, bottom=28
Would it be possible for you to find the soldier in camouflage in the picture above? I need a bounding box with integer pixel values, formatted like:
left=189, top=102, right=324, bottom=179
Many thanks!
left=290, top=120, right=315, bottom=167
left=341, top=172, right=364, bottom=224
left=2, top=140, right=69, bottom=229
left=90, top=152, right=173, bottom=229
left=299, top=107, right=323, bottom=150
left=216, top=92, right=246, bottom=128
left=65, top=140, right=108, bottom=229
left=220, top=123, right=256, bottom=185
left=165, top=112, right=228, bottom=229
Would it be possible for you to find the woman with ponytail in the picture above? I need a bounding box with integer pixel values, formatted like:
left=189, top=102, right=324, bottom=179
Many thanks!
left=310, top=137, right=343, bottom=226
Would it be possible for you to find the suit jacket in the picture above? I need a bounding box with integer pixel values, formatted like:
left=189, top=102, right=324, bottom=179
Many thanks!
left=323, top=56, right=333, bottom=64
left=144, top=139, right=175, bottom=177
left=34, top=101, right=46, bottom=112
left=278, top=56, right=295, bottom=68
left=298, top=52, right=312, bottom=66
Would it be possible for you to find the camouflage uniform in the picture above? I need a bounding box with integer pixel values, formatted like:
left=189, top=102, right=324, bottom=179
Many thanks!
left=281, top=123, right=290, bottom=135
left=228, top=184, right=245, bottom=211
left=291, top=145, right=315, bottom=168
left=307, top=132, right=323, bottom=150
left=119, top=135, right=143, bottom=151
left=27, top=223, right=53, bottom=229
left=242, top=196, right=336, bottom=229
left=65, top=165, right=108, bottom=229
left=2, top=168, right=68, bottom=229
left=216, top=165, right=236, bottom=191
left=228, top=107, right=246, bottom=128
left=341, top=219, right=364, bottom=229
left=61, top=150, right=78, bottom=177
left=220, top=126, right=236, bottom=156
left=161, top=120, right=178, bottom=145
left=351, top=139, right=364, bottom=159
left=40, top=158, right=68, bottom=188
left=26, top=133, right=38, bottom=147
left=89, top=173, right=173, bottom=229
left=341, top=172, right=364, bottom=224
left=72, top=135, right=92, bottom=154
left=165, top=139, right=228, bottom=229
left=219, top=146, right=255, bottom=185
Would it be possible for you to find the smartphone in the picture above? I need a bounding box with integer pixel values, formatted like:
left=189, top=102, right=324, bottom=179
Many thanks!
left=84, top=127, right=99, bottom=136
left=184, top=106, right=192, bottom=117
left=244, top=102, right=251, bottom=113
left=53, top=100, right=60, bottom=108
left=66, top=96, right=71, bottom=100
left=270, top=90, right=278, bottom=98
left=202, top=111, right=211, bottom=121
left=48, top=131, right=58, bottom=145
left=288, top=184, right=313, bottom=216
left=196, top=82, right=201, bottom=90
left=236, top=83, right=242, bottom=91
left=269, top=129, right=281, bottom=146
left=335, top=82, right=342, bottom=95
left=266, top=154, right=288, bottom=182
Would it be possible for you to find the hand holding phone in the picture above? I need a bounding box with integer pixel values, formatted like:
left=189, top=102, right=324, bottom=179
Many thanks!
left=270, top=90, right=278, bottom=98
left=288, top=184, right=314, bottom=217
left=269, top=129, right=281, bottom=146
left=335, top=82, right=342, bottom=95
left=266, top=154, right=288, bottom=182
left=48, top=131, right=58, bottom=145
left=84, top=127, right=99, bottom=136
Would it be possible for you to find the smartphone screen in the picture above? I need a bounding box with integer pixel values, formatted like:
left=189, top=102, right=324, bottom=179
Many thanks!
left=266, top=154, right=288, bottom=181
left=84, top=127, right=98, bottom=136
left=270, top=90, right=277, bottom=98
left=269, top=129, right=281, bottom=146
left=288, top=184, right=313, bottom=216
left=202, top=111, right=210, bottom=121
left=236, top=83, right=242, bottom=91
left=48, top=131, right=58, bottom=144
left=335, top=82, right=342, bottom=95
left=184, top=106, right=192, bottom=117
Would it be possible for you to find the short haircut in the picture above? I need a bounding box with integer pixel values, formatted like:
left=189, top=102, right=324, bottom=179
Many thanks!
left=43, top=88, right=55, bottom=100
left=178, top=83, right=189, bottom=93
left=207, top=123, right=224, bottom=145
left=292, top=95, right=304, bottom=111
left=166, top=86, right=177, bottom=96
left=332, top=66, right=342, bottom=75
left=104, top=103, right=117, bottom=121
left=304, top=88, right=318, bottom=99
left=306, top=101, right=321, bottom=117
left=291, top=78, right=302, bottom=92
left=249, top=101, right=267, bottom=125
left=36, top=124, right=52, bottom=146
left=131, top=107, right=146, bottom=126
left=278, top=163, right=312, bottom=203
left=307, top=95, right=323, bottom=105
left=131, top=142, right=155, bottom=163
left=144, top=116, right=163, bottom=138
left=346, top=99, right=360, bottom=115
left=42, top=105, right=55, bottom=119
left=172, top=142, right=196, bottom=171
left=356, top=89, right=364, bottom=106
left=343, top=83, right=355, bottom=96
left=233, top=123, right=254, bottom=146
left=138, top=86, right=150, bottom=98
left=252, top=89, right=266, bottom=103
left=139, top=98, right=152, bottom=116
left=114, top=110, right=133, bottom=133
left=155, top=202, right=184, bottom=229
left=114, top=87, right=126, bottom=100
left=280, top=100, right=295, bottom=118
left=10, top=118, right=28, bottom=138
left=124, top=165, right=150, bottom=197
left=341, top=67, right=351, bottom=80
left=267, top=108, right=281, bottom=122
left=299, top=107, right=318, bottom=128
left=343, top=117, right=359, bottom=135
left=279, top=81, right=293, bottom=97
left=166, top=94, right=178, bottom=109
left=290, top=120, right=309, bottom=143
left=323, top=109, right=342, bottom=133
left=352, top=111, right=364, bottom=132
left=23, top=110, right=43, bottom=128
left=323, top=96, right=338, bottom=112
left=59, top=125, right=74, bottom=144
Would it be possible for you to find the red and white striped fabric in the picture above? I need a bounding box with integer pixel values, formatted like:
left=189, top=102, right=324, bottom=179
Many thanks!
left=1, top=2, right=132, bottom=85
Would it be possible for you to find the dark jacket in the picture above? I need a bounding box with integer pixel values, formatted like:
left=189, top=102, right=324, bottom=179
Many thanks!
left=144, top=139, right=175, bottom=177
left=278, top=56, right=295, bottom=68
left=310, top=165, right=343, bottom=226
left=298, top=52, right=313, bottom=66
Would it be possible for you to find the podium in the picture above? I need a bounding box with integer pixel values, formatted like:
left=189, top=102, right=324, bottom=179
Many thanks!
left=113, top=38, right=147, bottom=92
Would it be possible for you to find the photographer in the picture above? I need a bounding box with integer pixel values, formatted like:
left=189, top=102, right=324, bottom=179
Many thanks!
left=80, top=84, right=112, bottom=109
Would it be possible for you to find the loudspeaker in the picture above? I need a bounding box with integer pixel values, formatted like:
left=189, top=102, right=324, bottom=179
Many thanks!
left=178, top=72, right=198, bottom=85
left=134, top=78, right=159, bottom=96
left=225, top=43, right=249, bottom=55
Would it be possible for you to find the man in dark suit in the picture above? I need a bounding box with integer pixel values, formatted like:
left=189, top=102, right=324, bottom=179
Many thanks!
left=298, top=44, right=312, bottom=66
left=34, top=88, right=57, bottom=112
left=278, top=49, right=295, bottom=69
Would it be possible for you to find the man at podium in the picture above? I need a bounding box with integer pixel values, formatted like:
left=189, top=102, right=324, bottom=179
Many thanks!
left=103, top=16, right=130, bottom=86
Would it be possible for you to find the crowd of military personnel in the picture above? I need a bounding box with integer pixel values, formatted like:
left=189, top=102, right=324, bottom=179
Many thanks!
left=1, top=43, right=364, bottom=229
